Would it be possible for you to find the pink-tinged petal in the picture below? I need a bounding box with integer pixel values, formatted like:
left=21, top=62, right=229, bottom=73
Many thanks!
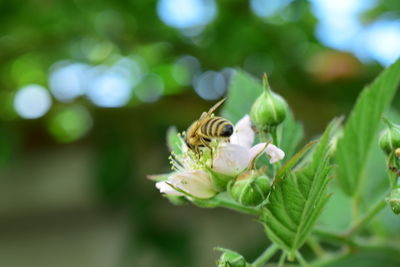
left=230, top=115, right=255, bottom=149
left=169, top=170, right=216, bottom=199
left=265, top=144, right=285, bottom=163
left=156, top=181, right=184, bottom=196
left=249, top=143, right=267, bottom=162
left=213, top=143, right=251, bottom=176
left=249, top=143, right=285, bottom=164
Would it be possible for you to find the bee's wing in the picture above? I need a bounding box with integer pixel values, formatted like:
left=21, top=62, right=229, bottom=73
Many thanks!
left=206, top=97, right=227, bottom=117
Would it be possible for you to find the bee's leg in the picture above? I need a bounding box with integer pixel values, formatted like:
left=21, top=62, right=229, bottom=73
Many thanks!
left=200, top=137, right=214, bottom=167
left=194, top=146, right=201, bottom=160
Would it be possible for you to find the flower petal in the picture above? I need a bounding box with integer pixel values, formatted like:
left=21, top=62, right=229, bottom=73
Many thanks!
left=266, top=144, right=285, bottom=163
left=213, top=143, right=251, bottom=176
left=156, top=181, right=184, bottom=196
left=230, top=115, right=255, bottom=149
left=169, top=170, right=216, bottom=199
left=249, top=143, right=285, bottom=164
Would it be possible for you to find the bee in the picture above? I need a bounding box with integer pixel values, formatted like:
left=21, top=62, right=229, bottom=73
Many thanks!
left=184, top=98, right=233, bottom=159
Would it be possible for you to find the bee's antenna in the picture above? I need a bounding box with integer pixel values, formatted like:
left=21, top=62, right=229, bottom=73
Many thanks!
left=207, top=97, right=227, bottom=116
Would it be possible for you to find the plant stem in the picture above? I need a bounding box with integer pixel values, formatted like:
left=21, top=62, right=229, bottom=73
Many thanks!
left=307, top=236, right=325, bottom=257
left=278, top=252, right=287, bottom=267
left=313, top=228, right=347, bottom=244
left=295, top=251, right=309, bottom=267
left=345, top=198, right=387, bottom=237
left=252, top=244, right=279, bottom=267
left=193, top=194, right=261, bottom=215
left=311, top=251, right=350, bottom=267
left=214, top=196, right=261, bottom=216
left=270, top=126, right=280, bottom=147
left=270, top=126, right=282, bottom=176
left=351, top=192, right=360, bottom=222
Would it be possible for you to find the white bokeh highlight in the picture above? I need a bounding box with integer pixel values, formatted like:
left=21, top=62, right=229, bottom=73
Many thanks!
left=86, top=69, right=133, bottom=108
left=157, top=0, right=217, bottom=29
left=14, top=85, right=52, bottom=119
left=193, top=71, right=226, bottom=100
left=49, top=62, right=89, bottom=102
left=309, top=0, right=400, bottom=66
left=250, top=0, right=293, bottom=18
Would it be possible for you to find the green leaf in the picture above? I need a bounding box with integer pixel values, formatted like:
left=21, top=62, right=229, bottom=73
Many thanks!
left=280, top=110, right=304, bottom=160
left=262, top=119, right=339, bottom=258
left=336, top=59, right=400, bottom=196
left=221, top=70, right=263, bottom=123
left=316, top=185, right=352, bottom=232
left=274, top=140, right=317, bottom=182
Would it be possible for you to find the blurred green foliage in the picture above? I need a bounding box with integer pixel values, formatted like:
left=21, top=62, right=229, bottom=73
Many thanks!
left=0, top=0, right=399, bottom=267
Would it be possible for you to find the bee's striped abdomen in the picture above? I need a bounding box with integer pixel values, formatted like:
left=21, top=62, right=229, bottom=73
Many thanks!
left=202, top=117, right=233, bottom=138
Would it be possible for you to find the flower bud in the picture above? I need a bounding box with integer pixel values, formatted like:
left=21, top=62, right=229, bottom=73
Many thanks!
left=251, top=73, right=288, bottom=130
left=379, top=118, right=400, bottom=155
left=388, top=188, right=400, bottom=215
left=395, top=148, right=400, bottom=158
left=229, top=170, right=271, bottom=207
left=216, top=248, right=247, bottom=267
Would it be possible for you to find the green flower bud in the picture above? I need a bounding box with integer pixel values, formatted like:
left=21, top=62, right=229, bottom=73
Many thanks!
left=379, top=118, right=400, bottom=155
left=251, top=73, right=288, bottom=130
left=388, top=188, right=400, bottom=215
left=216, top=248, right=248, bottom=267
left=229, top=170, right=271, bottom=207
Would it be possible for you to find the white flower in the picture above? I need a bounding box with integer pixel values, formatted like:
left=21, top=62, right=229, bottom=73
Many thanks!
left=230, top=115, right=255, bottom=148
left=156, top=170, right=217, bottom=199
left=212, top=115, right=285, bottom=176
left=156, top=181, right=183, bottom=196
left=213, top=143, right=250, bottom=176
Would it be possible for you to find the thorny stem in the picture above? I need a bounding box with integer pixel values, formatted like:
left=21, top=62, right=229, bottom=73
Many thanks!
left=345, top=198, right=387, bottom=237
left=252, top=243, right=279, bottom=267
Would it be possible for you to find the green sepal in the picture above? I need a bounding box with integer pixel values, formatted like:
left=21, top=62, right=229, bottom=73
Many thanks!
left=215, top=247, right=249, bottom=267
left=166, top=195, right=188, bottom=206
left=379, top=118, right=400, bottom=155
left=229, top=170, right=271, bottom=207
left=147, top=173, right=173, bottom=182
left=206, top=166, right=236, bottom=192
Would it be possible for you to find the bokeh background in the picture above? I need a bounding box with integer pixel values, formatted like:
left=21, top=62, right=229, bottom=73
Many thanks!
left=1, top=0, right=400, bottom=266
